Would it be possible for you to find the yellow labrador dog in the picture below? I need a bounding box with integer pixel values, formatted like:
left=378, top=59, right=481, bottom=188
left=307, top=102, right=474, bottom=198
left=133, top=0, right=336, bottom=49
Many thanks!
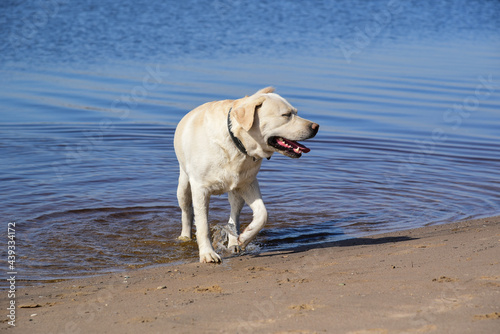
left=174, top=87, right=319, bottom=263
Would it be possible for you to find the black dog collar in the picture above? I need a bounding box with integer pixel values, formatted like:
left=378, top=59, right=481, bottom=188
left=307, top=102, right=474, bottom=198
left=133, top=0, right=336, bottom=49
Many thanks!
left=227, top=107, right=248, bottom=156
left=227, top=107, right=269, bottom=161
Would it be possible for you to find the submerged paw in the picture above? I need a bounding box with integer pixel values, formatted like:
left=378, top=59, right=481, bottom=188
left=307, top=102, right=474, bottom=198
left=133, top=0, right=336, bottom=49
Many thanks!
left=228, top=244, right=242, bottom=254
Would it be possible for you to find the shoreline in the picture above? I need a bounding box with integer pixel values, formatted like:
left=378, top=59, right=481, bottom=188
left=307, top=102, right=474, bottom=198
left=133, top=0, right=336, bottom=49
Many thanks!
left=3, top=216, right=500, bottom=333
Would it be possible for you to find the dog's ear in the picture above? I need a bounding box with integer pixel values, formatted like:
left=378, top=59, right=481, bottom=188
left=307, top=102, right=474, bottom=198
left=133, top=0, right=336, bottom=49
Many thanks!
left=255, top=86, right=275, bottom=95
left=233, top=96, right=266, bottom=131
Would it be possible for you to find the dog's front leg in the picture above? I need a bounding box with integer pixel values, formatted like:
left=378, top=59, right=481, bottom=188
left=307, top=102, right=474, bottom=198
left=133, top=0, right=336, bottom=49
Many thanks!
left=192, top=187, right=221, bottom=263
left=238, top=179, right=268, bottom=249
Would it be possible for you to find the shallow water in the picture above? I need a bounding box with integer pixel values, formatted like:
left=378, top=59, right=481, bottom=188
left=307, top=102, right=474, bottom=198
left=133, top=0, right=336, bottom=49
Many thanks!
left=1, top=0, right=500, bottom=283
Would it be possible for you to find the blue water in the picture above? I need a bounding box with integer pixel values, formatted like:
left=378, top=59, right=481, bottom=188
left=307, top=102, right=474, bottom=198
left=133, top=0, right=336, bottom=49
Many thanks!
left=1, top=0, right=499, bottom=283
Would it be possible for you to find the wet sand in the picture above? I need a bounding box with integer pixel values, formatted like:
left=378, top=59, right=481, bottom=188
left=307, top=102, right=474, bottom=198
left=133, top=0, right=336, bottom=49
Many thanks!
left=4, top=216, right=500, bottom=333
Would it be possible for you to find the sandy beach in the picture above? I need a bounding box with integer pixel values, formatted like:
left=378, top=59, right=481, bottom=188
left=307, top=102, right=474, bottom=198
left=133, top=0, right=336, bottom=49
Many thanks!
left=3, top=216, right=500, bottom=334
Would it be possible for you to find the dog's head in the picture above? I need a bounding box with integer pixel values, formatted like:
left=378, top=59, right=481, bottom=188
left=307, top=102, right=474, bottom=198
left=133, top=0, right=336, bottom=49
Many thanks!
left=232, top=87, right=319, bottom=159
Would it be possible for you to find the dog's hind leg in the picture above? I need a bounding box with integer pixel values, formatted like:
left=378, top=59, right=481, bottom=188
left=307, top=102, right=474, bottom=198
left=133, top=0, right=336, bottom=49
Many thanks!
left=227, top=191, right=245, bottom=253
left=177, top=169, right=193, bottom=241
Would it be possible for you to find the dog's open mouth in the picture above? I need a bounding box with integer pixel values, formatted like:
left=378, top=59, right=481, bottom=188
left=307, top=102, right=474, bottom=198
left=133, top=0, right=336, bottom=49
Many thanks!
left=268, top=136, right=311, bottom=158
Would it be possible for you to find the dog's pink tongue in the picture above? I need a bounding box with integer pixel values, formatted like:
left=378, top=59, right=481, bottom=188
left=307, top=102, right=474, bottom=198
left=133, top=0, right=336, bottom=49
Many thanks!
left=280, top=138, right=310, bottom=153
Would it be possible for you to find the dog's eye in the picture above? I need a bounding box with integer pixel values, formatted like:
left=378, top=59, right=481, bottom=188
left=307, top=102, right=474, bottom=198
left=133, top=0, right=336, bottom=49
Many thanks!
left=282, top=112, right=292, bottom=118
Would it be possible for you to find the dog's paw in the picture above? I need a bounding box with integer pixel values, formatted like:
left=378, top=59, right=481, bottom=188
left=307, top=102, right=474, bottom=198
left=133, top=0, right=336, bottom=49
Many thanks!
left=177, top=235, right=192, bottom=242
left=228, top=244, right=242, bottom=254
left=237, top=237, right=248, bottom=251
left=199, top=251, right=222, bottom=263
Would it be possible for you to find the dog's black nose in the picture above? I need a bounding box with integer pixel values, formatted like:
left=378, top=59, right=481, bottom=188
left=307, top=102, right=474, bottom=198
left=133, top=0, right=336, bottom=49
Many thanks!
left=310, top=123, right=319, bottom=137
